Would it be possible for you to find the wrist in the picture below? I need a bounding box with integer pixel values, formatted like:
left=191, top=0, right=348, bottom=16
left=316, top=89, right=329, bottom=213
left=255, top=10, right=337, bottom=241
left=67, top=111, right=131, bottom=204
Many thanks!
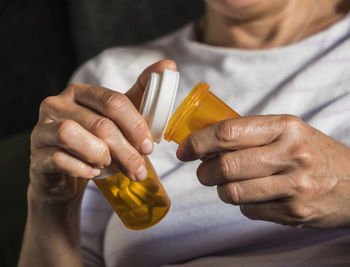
left=18, top=185, right=84, bottom=267
left=27, top=185, right=82, bottom=237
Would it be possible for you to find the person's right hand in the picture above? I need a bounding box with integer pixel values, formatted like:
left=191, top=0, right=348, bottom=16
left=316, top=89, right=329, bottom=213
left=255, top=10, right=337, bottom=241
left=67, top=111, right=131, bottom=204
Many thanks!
left=29, top=60, right=177, bottom=204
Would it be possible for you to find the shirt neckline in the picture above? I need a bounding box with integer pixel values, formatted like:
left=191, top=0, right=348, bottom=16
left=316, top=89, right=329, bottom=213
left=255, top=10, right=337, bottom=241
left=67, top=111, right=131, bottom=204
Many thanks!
left=179, top=12, right=350, bottom=58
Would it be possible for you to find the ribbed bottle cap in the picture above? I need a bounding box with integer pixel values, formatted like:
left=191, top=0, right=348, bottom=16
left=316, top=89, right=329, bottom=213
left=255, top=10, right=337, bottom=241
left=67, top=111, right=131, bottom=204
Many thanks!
left=140, top=69, right=179, bottom=143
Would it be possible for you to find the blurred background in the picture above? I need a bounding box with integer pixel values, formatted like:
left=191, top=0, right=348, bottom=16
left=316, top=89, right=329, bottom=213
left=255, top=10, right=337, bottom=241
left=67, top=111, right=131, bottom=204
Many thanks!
left=0, top=0, right=203, bottom=265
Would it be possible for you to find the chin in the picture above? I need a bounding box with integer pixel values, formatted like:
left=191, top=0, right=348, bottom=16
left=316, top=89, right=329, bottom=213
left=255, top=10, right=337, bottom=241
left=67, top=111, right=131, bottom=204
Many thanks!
left=205, top=0, right=284, bottom=19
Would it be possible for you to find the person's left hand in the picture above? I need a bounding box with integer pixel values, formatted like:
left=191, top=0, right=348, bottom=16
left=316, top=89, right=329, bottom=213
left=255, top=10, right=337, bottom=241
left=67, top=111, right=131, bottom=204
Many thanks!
left=176, top=115, right=350, bottom=229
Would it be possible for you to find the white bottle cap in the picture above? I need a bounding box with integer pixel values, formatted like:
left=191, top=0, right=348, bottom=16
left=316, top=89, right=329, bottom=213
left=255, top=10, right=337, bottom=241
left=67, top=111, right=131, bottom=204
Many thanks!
left=140, top=69, right=179, bottom=143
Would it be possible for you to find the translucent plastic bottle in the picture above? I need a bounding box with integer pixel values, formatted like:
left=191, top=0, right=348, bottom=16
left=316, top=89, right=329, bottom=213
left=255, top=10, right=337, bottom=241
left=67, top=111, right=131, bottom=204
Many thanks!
left=164, top=82, right=240, bottom=144
left=94, top=157, right=169, bottom=230
left=94, top=70, right=179, bottom=230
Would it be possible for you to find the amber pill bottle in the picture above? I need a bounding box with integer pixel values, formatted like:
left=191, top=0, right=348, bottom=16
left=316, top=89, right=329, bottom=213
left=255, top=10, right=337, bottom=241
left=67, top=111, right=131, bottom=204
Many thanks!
left=94, top=70, right=179, bottom=230
left=164, top=82, right=241, bottom=145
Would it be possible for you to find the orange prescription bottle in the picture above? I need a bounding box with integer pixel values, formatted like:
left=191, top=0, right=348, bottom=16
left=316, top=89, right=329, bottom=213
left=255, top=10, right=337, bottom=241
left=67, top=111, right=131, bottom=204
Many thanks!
left=94, top=70, right=179, bottom=230
left=164, top=82, right=241, bottom=145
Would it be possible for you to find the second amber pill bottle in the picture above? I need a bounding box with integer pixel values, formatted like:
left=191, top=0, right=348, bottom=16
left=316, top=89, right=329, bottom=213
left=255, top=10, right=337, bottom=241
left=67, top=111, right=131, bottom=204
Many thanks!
left=164, top=82, right=241, bottom=145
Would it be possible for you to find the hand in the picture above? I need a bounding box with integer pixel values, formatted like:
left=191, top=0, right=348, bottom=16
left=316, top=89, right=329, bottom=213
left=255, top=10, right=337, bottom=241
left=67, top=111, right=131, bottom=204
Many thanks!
left=177, top=115, right=350, bottom=229
left=29, top=60, right=177, bottom=204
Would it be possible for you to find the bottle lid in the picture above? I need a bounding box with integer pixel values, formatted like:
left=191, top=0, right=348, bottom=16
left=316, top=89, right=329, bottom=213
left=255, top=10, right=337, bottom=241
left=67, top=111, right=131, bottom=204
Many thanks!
left=140, top=69, right=179, bottom=143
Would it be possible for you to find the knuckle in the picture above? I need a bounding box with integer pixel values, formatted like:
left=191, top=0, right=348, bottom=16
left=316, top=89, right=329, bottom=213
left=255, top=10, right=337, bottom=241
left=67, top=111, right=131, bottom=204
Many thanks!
left=223, top=183, right=242, bottom=205
left=279, top=115, right=307, bottom=137
left=91, top=117, right=116, bottom=138
left=75, top=160, right=88, bottom=176
left=132, top=120, right=148, bottom=138
left=218, top=153, right=238, bottom=178
left=290, top=144, right=313, bottom=167
left=124, top=152, right=143, bottom=173
left=51, top=149, right=66, bottom=170
left=39, top=96, right=58, bottom=115
left=57, top=120, right=78, bottom=146
left=94, top=144, right=110, bottom=164
left=292, top=174, right=314, bottom=194
left=64, top=82, right=86, bottom=97
left=278, top=114, right=301, bottom=128
left=279, top=116, right=314, bottom=168
left=287, top=202, right=312, bottom=222
left=67, top=82, right=82, bottom=91
left=188, top=134, right=201, bottom=155
left=215, top=120, right=234, bottom=142
left=101, top=91, right=127, bottom=113
left=215, top=120, right=241, bottom=143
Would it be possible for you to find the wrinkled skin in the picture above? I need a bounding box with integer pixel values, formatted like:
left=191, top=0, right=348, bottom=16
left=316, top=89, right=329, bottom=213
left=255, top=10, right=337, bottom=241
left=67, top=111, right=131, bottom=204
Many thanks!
left=29, top=60, right=176, bottom=205
left=177, top=115, right=350, bottom=228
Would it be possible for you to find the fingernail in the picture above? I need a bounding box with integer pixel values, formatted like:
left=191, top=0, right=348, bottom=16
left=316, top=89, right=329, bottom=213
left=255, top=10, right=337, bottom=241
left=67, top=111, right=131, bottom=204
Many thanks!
left=92, top=168, right=101, bottom=177
left=135, top=165, right=148, bottom=181
left=141, top=138, right=153, bottom=155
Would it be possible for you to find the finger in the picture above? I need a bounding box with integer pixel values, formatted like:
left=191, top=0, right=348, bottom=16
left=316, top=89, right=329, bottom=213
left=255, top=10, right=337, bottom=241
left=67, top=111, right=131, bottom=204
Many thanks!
left=177, top=115, right=287, bottom=161
left=38, top=100, right=148, bottom=180
left=240, top=202, right=291, bottom=225
left=31, top=147, right=101, bottom=179
left=37, top=60, right=177, bottom=181
left=62, top=84, right=154, bottom=154
left=38, top=95, right=149, bottom=180
left=125, top=60, right=177, bottom=108
left=66, top=60, right=177, bottom=150
left=197, top=142, right=289, bottom=186
left=32, top=120, right=111, bottom=168
left=240, top=200, right=310, bottom=227
left=216, top=174, right=295, bottom=205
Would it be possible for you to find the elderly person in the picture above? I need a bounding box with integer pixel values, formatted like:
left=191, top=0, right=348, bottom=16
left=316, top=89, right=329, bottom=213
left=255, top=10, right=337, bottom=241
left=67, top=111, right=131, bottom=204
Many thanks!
left=19, top=0, right=350, bottom=266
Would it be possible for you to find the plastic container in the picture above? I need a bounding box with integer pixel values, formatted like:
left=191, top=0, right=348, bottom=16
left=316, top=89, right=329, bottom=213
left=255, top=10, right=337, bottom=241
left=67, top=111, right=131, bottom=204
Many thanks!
left=164, top=82, right=240, bottom=144
left=94, top=69, right=179, bottom=230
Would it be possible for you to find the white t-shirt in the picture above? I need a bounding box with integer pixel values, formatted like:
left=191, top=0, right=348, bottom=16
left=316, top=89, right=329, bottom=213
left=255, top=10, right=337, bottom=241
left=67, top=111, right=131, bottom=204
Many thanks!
left=71, top=15, right=350, bottom=267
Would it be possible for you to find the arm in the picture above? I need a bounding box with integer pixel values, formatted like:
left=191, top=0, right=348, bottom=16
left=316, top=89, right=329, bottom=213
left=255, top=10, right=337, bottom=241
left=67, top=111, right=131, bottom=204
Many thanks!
left=18, top=185, right=84, bottom=267
left=18, top=60, right=177, bottom=266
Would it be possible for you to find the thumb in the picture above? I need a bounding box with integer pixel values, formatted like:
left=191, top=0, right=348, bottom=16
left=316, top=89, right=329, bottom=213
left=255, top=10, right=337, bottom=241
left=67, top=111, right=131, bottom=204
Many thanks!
left=125, top=60, right=177, bottom=109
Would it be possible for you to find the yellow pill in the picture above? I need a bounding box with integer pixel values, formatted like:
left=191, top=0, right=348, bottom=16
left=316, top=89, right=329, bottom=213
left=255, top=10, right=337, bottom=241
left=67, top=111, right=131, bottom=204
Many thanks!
left=132, top=204, right=151, bottom=217
left=129, top=182, right=155, bottom=205
left=113, top=194, right=129, bottom=212
left=109, top=184, right=119, bottom=197
left=119, top=210, right=137, bottom=220
left=144, top=183, right=160, bottom=193
left=154, top=193, right=168, bottom=207
left=118, top=187, right=143, bottom=209
left=127, top=215, right=152, bottom=227
left=117, top=174, right=130, bottom=188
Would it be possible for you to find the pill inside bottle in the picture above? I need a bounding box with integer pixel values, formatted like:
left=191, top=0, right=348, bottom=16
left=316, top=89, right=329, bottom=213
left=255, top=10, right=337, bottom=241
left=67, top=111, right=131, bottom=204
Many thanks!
left=94, top=157, right=169, bottom=230
left=94, top=69, right=179, bottom=230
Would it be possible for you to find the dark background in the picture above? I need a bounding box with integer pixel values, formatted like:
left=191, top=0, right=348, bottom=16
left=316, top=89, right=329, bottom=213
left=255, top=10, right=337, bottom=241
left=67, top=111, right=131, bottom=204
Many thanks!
left=0, top=0, right=203, bottom=266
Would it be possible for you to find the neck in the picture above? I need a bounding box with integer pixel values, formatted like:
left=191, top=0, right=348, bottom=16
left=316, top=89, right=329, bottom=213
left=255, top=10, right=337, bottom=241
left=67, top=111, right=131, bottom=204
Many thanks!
left=198, top=0, right=349, bottom=49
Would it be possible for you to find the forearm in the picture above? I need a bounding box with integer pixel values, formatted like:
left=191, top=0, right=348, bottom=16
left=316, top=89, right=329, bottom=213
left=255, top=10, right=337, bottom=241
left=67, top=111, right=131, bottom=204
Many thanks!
left=18, top=186, right=83, bottom=267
